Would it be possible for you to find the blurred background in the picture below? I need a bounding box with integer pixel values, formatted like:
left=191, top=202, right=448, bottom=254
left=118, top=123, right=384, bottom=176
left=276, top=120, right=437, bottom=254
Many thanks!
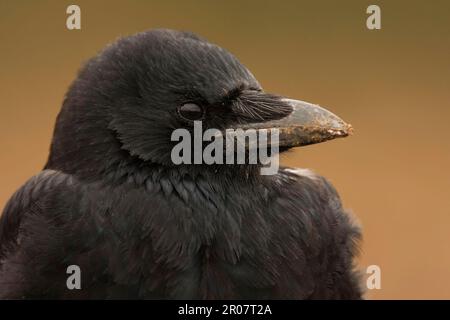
left=1, top=0, right=449, bottom=299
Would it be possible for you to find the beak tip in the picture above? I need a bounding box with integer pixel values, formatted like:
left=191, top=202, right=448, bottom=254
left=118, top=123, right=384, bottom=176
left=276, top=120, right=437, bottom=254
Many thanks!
left=344, top=123, right=354, bottom=136
left=326, top=122, right=353, bottom=139
left=347, top=124, right=354, bottom=135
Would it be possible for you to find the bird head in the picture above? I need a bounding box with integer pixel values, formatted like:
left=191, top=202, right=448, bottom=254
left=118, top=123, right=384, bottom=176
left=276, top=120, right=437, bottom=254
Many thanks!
left=46, top=29, right=352, bottom=180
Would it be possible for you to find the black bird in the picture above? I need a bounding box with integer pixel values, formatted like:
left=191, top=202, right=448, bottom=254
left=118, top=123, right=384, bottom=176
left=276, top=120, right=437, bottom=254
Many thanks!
left=0, top=29, right=361, bottom=299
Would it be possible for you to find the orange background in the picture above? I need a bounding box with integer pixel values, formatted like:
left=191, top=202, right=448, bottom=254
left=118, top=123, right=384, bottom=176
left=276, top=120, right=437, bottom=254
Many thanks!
left=1, top=0, right=449, bottom=299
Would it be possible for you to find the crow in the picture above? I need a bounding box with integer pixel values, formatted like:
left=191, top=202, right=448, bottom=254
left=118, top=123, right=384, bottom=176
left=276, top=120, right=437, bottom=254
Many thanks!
left=0, top=29, right=362, bottom=299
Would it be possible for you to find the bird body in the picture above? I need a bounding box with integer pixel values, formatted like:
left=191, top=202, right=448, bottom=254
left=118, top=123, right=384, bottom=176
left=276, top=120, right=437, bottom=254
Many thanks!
left=0, top=29, right=362, bottom=299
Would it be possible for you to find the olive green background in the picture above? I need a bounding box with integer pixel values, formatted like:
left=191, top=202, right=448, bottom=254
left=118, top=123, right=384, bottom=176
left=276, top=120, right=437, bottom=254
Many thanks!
left=1, top=0, right=449, bottom=299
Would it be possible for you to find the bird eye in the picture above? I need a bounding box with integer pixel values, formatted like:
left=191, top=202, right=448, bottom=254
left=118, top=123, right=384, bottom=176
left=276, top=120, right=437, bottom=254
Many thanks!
left=177, top=103, right=204, bottom=121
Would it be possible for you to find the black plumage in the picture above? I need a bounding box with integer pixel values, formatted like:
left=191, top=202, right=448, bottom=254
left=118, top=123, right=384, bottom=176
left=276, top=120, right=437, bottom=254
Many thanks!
left=0, top=29, right=362, bottom=299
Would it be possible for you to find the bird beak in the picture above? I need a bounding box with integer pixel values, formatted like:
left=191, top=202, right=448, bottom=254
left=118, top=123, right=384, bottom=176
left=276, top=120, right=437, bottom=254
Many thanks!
left=235, top=98, right=353, bottom=148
